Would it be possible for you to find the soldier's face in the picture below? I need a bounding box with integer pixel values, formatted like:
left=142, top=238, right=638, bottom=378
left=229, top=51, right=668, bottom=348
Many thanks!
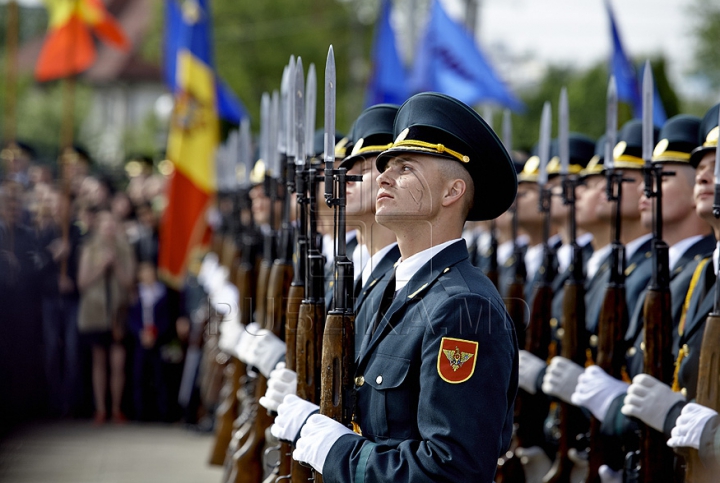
left=375, top=155, right=443, bottom=223
left=346, top=156, right=378, bottom=218
left=515, top=182, right=543, bottom=227
left=250, top=184, right=271, bottom=226
left=639, top=164, right=696, bottom=229
left=694, top=152, right=717, bottom=222
left=576, top=175, right=605, bottom=229
left=547, top=177, right=568, bottom=226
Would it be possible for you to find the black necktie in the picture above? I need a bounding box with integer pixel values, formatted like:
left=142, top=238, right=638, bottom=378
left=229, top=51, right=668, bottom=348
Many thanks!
left=372, top=270, right=396, bottom=336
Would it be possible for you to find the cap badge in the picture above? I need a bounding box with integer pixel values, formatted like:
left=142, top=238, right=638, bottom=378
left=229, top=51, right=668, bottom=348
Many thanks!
left=613, top=141, right=627, bottom=159
left=653, top=139, right=669, bottom=157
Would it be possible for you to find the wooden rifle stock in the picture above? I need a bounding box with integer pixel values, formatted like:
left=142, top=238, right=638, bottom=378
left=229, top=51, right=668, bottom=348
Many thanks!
left=237, top=260, right=293, bottom=483
left=685, top=313, right=720, bottom=482
left=506, top=279, right=527, bottom=355
left=587, top=283, right=629, bottom=481
left=211, top=359, right=244, bottom=465
left=225, top=257, right=273, bottom=483
left=320, top=311, right=355, bottom=425
left=264, top=282, right=304, bottom=483
left=545, top=280, right=588, bottom=483
left=213, top=244, right=258, bottom=467
left=640, top=286, right=675, bottom=483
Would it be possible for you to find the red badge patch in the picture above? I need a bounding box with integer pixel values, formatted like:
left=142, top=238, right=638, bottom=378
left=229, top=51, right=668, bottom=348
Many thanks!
left=437, top=337, right=478, bottom=384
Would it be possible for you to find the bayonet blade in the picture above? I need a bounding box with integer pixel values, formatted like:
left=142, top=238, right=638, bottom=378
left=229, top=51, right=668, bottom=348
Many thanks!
left=260, top=92, right=271, bottom=175
left=238, top=119, right=251, bottom=188
left=605, top=76, right=618, bottom=170
left=306, top=63, right=317, bottom=160
left=278, top=66, right=288, bottom=155
left=295, top=57, right=306, bottom=166
left=559, top=87, right=569, bottom=176
left=502, top=109, right=512, bottom=153
left=539, top=101, right=552, bottom=186
left=642, top=60, right=654, bottom=165
left=271, top=90, right=280, bottom=176
left=324, top=45, right=336, bottom=201
left=286, top=56, right=296, bottom=160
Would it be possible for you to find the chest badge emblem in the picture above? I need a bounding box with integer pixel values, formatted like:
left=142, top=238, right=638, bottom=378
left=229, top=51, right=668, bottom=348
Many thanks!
left=437, top=337, right=478, bottom=384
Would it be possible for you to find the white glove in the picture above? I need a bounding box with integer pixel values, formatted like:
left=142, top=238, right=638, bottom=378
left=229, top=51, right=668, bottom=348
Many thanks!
left=211, top=282, right=238, bottom=317
left=598, top=465, right=622, bottom=483
left=515, top=446, right=552, bottom=482
left=245, top=329, right=286, bottom=378
left=621, top=374, right=685, bottom=432
left=217, top=319, right=244, bottom=356
left=260, top=362, right=297, bottom=412
left=519, top=350, right=547, bottom=395
left=293, top=413, right=358, bottom=473
left=667, top=402, right=718, bottom=450
left=542, top=356, right=584, bottom=404
left=235, top=322, right=261, bottom=364
left=571, top=365, right=629, bottom=422
left=207, top=265, right=229, bottom=296
left=271, top=394, right=319, bottom=443
left=197, top=253, right=219, bottom=288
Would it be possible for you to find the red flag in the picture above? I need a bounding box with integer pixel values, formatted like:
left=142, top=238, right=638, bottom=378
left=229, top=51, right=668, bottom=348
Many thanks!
left=35, top=0, right=130, bottom=82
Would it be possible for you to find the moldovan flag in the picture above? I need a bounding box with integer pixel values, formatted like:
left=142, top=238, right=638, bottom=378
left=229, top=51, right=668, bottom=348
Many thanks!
left=159, top=0, right=219, bottom=287
left=35, top=0, right=129, bottom=82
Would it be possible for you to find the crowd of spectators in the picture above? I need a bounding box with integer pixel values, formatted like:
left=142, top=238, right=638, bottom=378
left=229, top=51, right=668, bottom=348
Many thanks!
left=0, top=143, right=187, bottom=432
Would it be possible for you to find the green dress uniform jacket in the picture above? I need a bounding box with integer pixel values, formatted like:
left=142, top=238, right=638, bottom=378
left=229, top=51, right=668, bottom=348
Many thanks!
left=322, top=240, right=518, bottom=483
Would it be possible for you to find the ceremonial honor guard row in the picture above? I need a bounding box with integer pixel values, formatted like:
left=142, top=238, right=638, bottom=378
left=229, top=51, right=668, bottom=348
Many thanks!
left=186, top=48, right=720, bottom=483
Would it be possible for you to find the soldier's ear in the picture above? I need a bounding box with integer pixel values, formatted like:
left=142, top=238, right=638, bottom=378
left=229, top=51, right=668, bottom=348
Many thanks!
left=442, top=178, right=467, bottom=209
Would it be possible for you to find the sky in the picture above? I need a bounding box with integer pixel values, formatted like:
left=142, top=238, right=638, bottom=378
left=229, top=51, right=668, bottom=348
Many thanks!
left=441, top=0, right=708, bottom=100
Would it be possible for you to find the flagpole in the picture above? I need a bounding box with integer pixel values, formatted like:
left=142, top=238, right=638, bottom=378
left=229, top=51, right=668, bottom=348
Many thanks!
left=4, top=0, right=19, bottom=144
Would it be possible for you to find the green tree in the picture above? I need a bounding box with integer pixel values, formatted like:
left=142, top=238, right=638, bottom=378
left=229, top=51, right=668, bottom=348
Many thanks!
left=507, top=57, right=681, bottom=156
left=689, top=0, right=720, bottom=90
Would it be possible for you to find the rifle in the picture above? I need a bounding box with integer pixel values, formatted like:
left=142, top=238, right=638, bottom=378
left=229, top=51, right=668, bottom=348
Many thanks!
left=501, top=109, right=527, bottom=347
left=545, top=89, right=589, bottom=483
left=264, top=59, right=317, bottom=483
left=683, top=107, right=720, bottom=483
left=485, top=220, right=500, bottom=289
left=584, top=76, right=629, bottom=481
left=637, top=62, right=675, bottom=483
left=317, top=45, right=360, bottom=483
left=223, top=91, right=287, bottom=483
left=211, top=121, right=257, bottom=466
left=229, top=80, right=286, bottom=483
left=482, top=109, right=500, bottom=289
left=495, top=110, right=530, bottom=483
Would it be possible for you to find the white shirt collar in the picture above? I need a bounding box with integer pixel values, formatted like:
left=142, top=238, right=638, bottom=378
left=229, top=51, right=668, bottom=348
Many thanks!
left=361, top=242, right=399, bottom=287
left=352, top=243, right=370, bottom=281
left=556, top=233, right=594, bottom=273
left=625, top=233, right=652, bottom=261
left=586, top=244, right=611, bottom=280
left=669, top=235, right=704, bottom=271
left=524, top=243, right=544, bottom=280
left=322, top=233, right=334, bottom=268
left=395, top=239, right=461, bottom=293
left=497, top=235, right=528, bottom=266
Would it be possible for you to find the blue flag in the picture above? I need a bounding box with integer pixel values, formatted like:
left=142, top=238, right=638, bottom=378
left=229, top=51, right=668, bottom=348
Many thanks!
left=605, top=0, right=665, bottom=126
left=409, top=0, right=523, bottom=111
left=365, top=0, right=409, bottom=106
left=164, top=0, right=247, bottom=124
